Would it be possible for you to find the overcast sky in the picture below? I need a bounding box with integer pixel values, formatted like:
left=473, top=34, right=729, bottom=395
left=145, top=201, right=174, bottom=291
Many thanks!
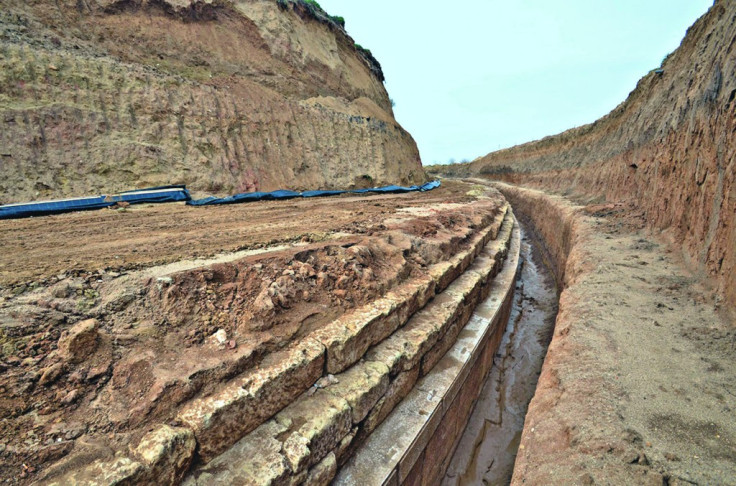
left=317, top=0, right=714, bottom=165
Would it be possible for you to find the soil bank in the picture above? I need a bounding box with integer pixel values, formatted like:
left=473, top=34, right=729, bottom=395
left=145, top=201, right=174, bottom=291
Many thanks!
left=495, top=182, right=736, bottom=486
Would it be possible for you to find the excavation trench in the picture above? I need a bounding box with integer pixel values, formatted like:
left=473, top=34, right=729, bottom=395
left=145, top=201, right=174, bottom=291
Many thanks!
left=444, top=224, right=559, bottom=485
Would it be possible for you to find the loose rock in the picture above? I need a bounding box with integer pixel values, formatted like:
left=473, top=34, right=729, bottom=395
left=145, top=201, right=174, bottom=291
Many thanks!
left=58, top=319, right=99, bottom=364
left=39, top=363, right=63, bottom=386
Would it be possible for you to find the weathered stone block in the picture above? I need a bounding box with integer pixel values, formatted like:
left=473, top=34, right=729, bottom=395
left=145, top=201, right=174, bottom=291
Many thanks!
left=304, top=451, right=337, bottom=486
left=47, top=456, right=144, bottom=486
left=314, top=298, right=399, bottom=375
left=314, top=275, right=437, bottom=376
left=325, top=361, right=390, bottom=424
left=276, top=390, right=352, bottom=475
left=362, top=367, right=420, bottom=437
left=133, top=425, right=196, bottom=484
left=182, top=420, right=291, bottom=486
left=367, top=291, right=461, bottom=376
left=58, top=318, right=99, bottom=364
left=177, top=339, right=325, bottom=462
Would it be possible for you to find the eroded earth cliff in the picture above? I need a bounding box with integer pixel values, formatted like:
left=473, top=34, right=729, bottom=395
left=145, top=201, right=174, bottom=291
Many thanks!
left=428, top=3, right=736, bottom=484
left=0, top=0, right=425, bottom=203
left=431, top=0, right=735, bottom=314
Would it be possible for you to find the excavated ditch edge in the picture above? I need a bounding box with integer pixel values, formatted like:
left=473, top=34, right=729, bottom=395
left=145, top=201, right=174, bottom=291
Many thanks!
left=43, top=203, right=513, bottom=485
left=334, top=212, right=521, bottom=485
left=178, top=208, right=518, bottom=485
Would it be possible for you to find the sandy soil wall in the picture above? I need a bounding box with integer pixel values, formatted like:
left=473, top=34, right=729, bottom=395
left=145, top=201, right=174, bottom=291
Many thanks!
left=482, top=180, right=583, bottom=291
left=493, top=182, right=736, bottom=485
left=0, top=0, right=425, bottom=203
left=430, top=0, right=735, bottom=314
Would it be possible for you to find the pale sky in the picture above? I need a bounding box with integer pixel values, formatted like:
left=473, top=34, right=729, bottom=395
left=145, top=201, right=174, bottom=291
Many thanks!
left=317, top=0, right=714, bottom=165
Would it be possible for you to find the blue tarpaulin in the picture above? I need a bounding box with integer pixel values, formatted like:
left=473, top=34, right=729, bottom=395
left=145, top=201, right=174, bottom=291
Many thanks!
left=0, top=181, right=441, bottom=219
left=187, top=180, right=441, bottom=206
left=187, top=189, right=302, bottom=207
left=0, top=186, right=191, bottom=220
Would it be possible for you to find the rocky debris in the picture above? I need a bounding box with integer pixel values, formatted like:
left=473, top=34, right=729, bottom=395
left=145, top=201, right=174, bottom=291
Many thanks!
left=133, top=425, right=197, bottom=484
left=312, top=374, right=340, bottom=391
left=86, top=362, right=112, bottom=382
left=209, top=329, right=228, bottom=347
left=59, top=389, right=80, bottom=405
left=58, top=319, right=99, bottom=364
left=0, top=186, right=508, bottom=484
left=38, top=363, right=64, bottom=386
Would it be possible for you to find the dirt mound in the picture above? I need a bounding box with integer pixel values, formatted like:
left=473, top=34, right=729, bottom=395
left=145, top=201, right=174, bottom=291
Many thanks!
left=430, top=0, right=735, bottom=316
left=0, top=0, right=425, bottom=204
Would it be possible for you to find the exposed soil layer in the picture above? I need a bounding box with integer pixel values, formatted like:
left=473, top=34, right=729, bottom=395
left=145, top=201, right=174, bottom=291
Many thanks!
left=0, top=181, right=503, bottom=485
left=443, top=226, right=558, bottom=486
left=0, top=181, right=477, bottom=289
left=0, top=0, right=425, bottom=204
left=429, top=0, right=736, bottom=315
left=494, top=183, right=736, bottom=486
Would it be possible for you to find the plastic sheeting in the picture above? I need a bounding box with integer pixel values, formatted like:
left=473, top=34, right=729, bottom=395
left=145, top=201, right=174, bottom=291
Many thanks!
left=0, top=180, right=441, bottom=219
left=187, top=180, right=441, bottom=206
left=187, top=189, right=302, bottom=207
left=0, top=186, right=191, bottom=220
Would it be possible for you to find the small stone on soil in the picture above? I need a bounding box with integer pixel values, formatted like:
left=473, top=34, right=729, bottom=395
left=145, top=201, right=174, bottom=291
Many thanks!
left=39, top=363, right=63, bottom=386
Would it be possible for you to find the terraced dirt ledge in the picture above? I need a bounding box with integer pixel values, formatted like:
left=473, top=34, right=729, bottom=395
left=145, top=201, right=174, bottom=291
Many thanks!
left=181, top=207, right=519, bottom=485
left=335, top=211, right=521, bottom=485
left=0, top=182, right=523, bottom=485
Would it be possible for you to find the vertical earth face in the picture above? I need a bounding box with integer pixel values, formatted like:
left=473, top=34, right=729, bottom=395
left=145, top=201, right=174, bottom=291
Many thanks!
left=430, top=0, right=735, bottom=314
left=0, top=0, right=426, bottom=203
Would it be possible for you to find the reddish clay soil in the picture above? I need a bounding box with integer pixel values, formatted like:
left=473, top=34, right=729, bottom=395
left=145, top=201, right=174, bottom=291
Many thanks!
left=0, top=182, right=475, bottom=289
left=0, top=181, right=504, bottom=485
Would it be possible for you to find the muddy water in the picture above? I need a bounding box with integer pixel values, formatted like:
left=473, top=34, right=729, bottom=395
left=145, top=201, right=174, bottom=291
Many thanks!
left=443, top=227, right=558, bottom=486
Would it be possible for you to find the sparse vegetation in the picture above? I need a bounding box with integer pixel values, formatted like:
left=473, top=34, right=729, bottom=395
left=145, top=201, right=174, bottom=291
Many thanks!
left=354, top=43, right=371, bottom=57
left=330, top=15, right=345, bottom=28
left=354, top=43, right=385, bottom=82
left=479, top=164, right=515, bottom=175
left=288, top=0, right=346, bottom=29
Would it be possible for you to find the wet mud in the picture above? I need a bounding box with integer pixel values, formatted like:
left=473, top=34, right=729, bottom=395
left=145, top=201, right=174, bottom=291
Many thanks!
left=443, top=226, right=558, bottom=485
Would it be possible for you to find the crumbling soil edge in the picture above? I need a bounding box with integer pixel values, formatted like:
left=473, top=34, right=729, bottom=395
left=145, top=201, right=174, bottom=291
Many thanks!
left=486, top=180, right=736, bottom=485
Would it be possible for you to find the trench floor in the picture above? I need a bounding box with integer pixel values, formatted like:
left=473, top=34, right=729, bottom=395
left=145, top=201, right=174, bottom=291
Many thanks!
left=443, top=227, right=558, bottom=485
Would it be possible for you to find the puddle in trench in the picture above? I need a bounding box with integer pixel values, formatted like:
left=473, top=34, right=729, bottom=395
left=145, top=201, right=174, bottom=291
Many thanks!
left=442, top=226, right=559, bottom=486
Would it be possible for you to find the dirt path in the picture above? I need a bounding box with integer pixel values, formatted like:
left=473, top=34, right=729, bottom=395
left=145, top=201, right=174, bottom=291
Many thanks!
left=493, top=183, right=736, bottom=486
left=0, top=182, right=473, bottom=290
